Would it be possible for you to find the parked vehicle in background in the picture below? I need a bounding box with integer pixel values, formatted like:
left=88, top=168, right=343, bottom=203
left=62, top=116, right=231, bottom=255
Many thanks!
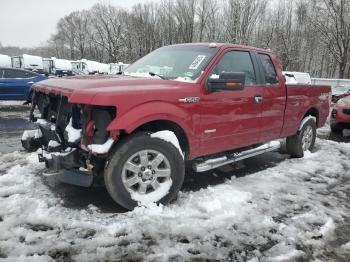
left=331, top=85, right=350, bottom=103
left=71, top=59, right=101, bottom=75
left=283, top=71, right=311, bottom=84
left=71, top=61, right=85, bottom=75
left=331, top=96, right=350, bottom=133
left=52, top=58, right=73, bottom=76
left=11, top=54, right=44, bottom=74
left=311, top=78, right=350, bottom=88
left=43, top=58, right=73, bottom=77
left=0, top=68, right=47, bottom=101
left=109, top=62, right=129, bottom=74
left=21, top=43, right=331, bottom=210
left=98, top=63, right=110, bottom=74
left=43, top=58, right=54, bottom=76
left=0, top=54, right=11, bottom=67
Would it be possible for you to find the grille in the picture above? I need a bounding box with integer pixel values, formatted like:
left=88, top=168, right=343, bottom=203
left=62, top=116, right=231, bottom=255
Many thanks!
left=343, top=109, right=350, bottom=115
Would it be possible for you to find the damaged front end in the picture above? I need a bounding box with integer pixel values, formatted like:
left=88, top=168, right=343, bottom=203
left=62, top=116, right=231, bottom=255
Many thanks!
left=22, top=91, right=116, bottom=187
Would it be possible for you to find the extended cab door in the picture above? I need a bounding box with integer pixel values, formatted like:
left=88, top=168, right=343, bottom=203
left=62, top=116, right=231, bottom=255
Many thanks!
left=199, top=50, right=265, bottom=156
left=255, top=52, right=286, bottom=142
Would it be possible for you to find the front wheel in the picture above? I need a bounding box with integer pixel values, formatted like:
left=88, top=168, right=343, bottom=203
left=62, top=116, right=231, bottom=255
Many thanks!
left=286, top=118, right=316, bottom=158
left=104, top=133, right=185, bottom=210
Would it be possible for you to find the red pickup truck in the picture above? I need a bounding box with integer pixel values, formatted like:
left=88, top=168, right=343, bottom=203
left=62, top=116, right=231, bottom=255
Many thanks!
left=22, top=43, right=331, bottom=210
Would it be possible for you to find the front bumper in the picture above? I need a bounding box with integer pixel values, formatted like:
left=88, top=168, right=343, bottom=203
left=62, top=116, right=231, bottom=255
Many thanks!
left=37, top=148, right=93, bottom=187
left=331, top=107, right=350, bottom=127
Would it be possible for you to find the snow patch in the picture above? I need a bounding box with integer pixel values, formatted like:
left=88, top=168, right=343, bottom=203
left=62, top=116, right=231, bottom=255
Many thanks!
left=35, top=118, right=56, bottom=131
left=21, top=129, right=42, bottom=140
left=299, top=116, right=316, bottom=131
left=174, top=76, right=196, bottom=83
left=341, top=242, right=350, bottom=250
left=87, top=138, right=114, bottom=154
left=0, top=139, right=349, bottom=260
left=65, top=118, right=82, bottom=143
left=151, top=130, right=184, bottom=158
left=319, top=218, right=335, bottom=239
left=131, top=179, right=173, bottom=205
left=123, top=72, right=162, bottom=79
left=48, top=140, right=60, bottom=148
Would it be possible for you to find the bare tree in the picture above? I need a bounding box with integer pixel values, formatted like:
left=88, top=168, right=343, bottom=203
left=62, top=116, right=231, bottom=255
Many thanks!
left=313, top=0, right=350, bottom=78
left=26, top=0, right=346, bottom=78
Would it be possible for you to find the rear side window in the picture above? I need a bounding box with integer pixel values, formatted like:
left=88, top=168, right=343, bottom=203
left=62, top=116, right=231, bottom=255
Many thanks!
left=258, top=53, right=279, bottom=84
left=3, top=69, right=33, bottom=79
left=212, top=51, right=257, bottom=85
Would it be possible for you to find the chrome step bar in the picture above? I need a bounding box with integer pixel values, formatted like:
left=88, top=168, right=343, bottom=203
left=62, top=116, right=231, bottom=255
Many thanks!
left=194, top=140, right=281, bottom=172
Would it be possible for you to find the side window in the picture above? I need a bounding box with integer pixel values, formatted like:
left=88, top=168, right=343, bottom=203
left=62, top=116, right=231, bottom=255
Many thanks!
left=23, top=71, right=34, bottom=78
left=258, top=53, right=279, bottom=84
left=3, top=69, right=32, bottom=78
left=211, top=51, right=256, bottom=85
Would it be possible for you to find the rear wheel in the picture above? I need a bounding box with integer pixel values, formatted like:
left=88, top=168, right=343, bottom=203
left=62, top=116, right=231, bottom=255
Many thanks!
left=286, top=118, right=316, bottom=158
left=104, top=133, right=185, bottom=210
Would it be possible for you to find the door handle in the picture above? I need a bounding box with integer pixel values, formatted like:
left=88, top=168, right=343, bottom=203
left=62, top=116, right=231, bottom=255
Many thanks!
left=254, top=95, right=263, bottom=104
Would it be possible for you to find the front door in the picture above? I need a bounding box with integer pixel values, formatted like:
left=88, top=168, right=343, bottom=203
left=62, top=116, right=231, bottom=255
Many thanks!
left=2, top=69, right=33, bottom=100
left=199, top=50, right=264, bottom=156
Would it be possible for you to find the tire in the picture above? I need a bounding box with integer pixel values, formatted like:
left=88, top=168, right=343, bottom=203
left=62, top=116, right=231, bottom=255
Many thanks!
left=104, top=133, right=185, bottom=210
left=286, top=118, right=316, bottom=158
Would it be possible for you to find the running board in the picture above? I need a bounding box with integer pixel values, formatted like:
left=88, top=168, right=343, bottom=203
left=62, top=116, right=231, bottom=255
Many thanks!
left=194, top=141, right=281, bottom=172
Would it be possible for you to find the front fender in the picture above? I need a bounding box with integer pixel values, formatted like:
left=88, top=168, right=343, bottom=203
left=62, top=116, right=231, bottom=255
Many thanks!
left=107, top=101, right=195, bottom=139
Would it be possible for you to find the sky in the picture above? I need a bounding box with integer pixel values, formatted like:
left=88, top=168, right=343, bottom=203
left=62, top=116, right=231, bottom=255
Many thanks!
left=0, top=0, right=156, bottom=48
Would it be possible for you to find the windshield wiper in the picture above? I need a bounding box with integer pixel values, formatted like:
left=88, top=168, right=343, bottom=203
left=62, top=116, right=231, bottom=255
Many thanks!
left=149, top=72, right=168, bottom=80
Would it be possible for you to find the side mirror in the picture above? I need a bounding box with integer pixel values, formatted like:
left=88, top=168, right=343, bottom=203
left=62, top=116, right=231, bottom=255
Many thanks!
left=207, top=72, right=245, bottom=92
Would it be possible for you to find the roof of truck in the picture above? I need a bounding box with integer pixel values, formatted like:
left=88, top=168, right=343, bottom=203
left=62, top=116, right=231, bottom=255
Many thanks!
left=168, top=42, right=273, bottom=54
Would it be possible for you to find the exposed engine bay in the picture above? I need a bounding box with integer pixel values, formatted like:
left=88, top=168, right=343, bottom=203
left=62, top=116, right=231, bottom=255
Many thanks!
left=21, top=91, right=116, bottom=185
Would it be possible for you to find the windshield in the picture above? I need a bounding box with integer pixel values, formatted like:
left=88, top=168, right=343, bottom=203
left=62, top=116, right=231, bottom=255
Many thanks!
left=124, top=45, right=219, bottom=81
left=333, top=86, right=350, bottom=95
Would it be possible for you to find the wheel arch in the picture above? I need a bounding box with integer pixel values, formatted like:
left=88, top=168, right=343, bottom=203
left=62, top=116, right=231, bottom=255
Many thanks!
left=107, top=102, right=196, bottom=158
left=302, top=107, right=319, bottom=126
left=130, top=119, right=190, bottom=157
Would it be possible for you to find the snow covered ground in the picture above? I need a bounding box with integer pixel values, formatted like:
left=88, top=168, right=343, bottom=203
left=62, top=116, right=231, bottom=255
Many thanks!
left=0, top=140, right=349, bottom=261
left=0, top=104, right=350, bottom=261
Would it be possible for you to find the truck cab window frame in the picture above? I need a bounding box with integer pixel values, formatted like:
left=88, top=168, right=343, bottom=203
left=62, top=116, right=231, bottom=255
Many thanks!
left=258, top=53, right=279, bottom=85
left=209, top=50, right=258, bottom=86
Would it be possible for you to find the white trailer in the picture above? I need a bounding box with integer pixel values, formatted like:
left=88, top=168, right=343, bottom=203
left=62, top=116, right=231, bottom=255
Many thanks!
left=43, top=58, right=54, bottom=76
left=109, top=62, right=130, bottom=74
left=0, top=54, right=11, bottom=67
left=52, top=57, right=73, bottom=76
left=71, top=59, right=109, bottom=75
left=11, top=54, right=44, bottom=73
left=98, top=63, right=110, bottom=74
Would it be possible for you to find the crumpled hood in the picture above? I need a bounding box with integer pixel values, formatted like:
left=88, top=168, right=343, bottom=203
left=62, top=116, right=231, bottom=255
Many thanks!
left=32, top=74, right=195, bottom=105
